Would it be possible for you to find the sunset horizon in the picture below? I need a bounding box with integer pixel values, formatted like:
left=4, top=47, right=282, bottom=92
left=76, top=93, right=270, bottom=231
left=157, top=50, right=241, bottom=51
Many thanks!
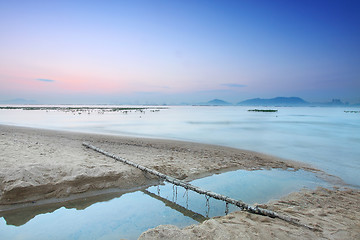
left=1, top=0, right=359, bottom=104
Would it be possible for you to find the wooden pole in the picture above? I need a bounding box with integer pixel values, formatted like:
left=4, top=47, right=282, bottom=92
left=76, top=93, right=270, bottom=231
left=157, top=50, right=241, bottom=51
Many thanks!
left=142, top=189, right=208, bottom=223
left=83, top=142, right=319, bottom=231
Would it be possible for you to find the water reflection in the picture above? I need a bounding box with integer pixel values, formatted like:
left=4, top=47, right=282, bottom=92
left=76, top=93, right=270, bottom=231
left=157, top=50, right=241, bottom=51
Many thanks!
left=0, top=187, right=147, bottom=226
left=0, top=169, right=331, bottom=240
left=142, top=190, right=208, bottom=223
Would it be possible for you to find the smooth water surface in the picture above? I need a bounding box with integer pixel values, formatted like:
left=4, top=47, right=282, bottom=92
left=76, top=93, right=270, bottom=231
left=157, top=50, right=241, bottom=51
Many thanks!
left=0, top=105, right=359, bottom=187
left=0, top=169, right=329, bottom=240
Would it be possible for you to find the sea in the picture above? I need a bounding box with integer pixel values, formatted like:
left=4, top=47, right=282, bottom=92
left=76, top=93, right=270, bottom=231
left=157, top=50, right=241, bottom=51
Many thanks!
left=0, top=105, right=359, bottom=239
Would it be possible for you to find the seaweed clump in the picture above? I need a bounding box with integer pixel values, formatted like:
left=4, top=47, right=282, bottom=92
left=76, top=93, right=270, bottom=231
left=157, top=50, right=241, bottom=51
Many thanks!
left=248, top=109, right=278, bottom=112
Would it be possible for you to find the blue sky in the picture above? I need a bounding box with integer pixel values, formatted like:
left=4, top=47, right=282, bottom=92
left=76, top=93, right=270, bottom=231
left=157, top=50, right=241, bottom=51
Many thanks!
left=0, top=0, right=359, bottom=104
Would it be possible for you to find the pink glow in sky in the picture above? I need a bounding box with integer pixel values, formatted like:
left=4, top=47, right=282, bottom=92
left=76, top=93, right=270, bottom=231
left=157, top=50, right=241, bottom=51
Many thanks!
left=0, top=0, right=359, bottom=104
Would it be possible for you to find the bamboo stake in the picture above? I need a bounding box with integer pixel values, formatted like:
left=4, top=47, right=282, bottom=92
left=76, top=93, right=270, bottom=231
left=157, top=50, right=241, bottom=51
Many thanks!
left=83, top=142, right=319, bottom=231
left=142, top=189, right=208, bottom=223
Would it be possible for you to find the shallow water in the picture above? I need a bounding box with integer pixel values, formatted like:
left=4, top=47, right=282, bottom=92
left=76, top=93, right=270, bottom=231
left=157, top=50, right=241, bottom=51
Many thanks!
left=0, top=105, right=359, bottom=187
left=0, top=169, right=329, bottom=240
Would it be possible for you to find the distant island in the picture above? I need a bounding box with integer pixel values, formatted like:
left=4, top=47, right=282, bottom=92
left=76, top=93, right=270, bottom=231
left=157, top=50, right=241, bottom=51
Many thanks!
left=198, top=99, right=232, bottom=106
left=197, top=97, right=356, bottom=107
left=237, top=97, right=308, bottom=106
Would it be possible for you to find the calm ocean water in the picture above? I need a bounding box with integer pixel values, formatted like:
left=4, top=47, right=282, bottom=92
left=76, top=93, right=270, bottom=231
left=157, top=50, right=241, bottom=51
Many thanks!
left=0, top=105, right=359, bottom=187
left=0, top=105, right=359, bottom=239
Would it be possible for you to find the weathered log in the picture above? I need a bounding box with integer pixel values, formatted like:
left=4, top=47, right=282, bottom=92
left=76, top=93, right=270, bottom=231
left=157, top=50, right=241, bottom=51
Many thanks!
left=82, top=142, right=319, bottom=231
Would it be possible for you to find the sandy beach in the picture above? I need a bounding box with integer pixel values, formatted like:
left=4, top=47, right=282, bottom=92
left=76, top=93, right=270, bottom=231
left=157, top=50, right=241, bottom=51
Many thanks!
left=0, top=124, right=317, bottom=206
left=1, top=124, right=359, bottom=239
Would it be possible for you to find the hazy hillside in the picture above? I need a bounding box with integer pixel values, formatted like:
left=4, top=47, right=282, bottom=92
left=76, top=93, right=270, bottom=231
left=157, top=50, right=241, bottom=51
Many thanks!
left=237, top=97, right=309, bottom=106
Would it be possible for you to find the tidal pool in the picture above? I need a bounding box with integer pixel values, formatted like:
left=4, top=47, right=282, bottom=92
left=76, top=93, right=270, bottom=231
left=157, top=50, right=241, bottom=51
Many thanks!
left=0, top=169, right=331, bottom=240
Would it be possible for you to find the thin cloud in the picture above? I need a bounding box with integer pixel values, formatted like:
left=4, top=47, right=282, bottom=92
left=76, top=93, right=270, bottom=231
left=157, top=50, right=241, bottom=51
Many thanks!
left=134, top=91, right=161, bottom=95
left=221, top=83, right=247, bottom=88
left=146, top=84, right=170, bottom=90
left=36, top=78, right=55, bottom=82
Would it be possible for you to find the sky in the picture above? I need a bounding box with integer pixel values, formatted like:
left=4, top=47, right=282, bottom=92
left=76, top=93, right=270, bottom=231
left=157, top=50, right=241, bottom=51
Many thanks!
left=0, top=0, right=359, bottom=104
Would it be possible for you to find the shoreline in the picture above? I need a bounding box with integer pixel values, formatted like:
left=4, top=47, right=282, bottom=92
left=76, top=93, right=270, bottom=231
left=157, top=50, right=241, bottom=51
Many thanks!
left=1, top=124, right=359, bottom=239
left=0, top=124, right=323, bottom=206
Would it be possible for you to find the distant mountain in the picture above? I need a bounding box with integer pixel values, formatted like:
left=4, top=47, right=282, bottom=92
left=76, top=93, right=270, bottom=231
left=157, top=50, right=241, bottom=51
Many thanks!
left=203, top=99, right=232, bottom=106
left=0, top=98, right=37, bottom=104
left=237, top=97, right=308, bottom=106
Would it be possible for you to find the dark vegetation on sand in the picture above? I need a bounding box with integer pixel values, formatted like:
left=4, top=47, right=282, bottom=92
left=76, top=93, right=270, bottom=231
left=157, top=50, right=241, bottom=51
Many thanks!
left=248, top=109, right=278, bottom=112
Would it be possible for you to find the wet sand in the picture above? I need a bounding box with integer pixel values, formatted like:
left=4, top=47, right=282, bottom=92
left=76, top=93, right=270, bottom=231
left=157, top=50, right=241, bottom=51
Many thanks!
left=1, top=124, right=359, bottom=239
